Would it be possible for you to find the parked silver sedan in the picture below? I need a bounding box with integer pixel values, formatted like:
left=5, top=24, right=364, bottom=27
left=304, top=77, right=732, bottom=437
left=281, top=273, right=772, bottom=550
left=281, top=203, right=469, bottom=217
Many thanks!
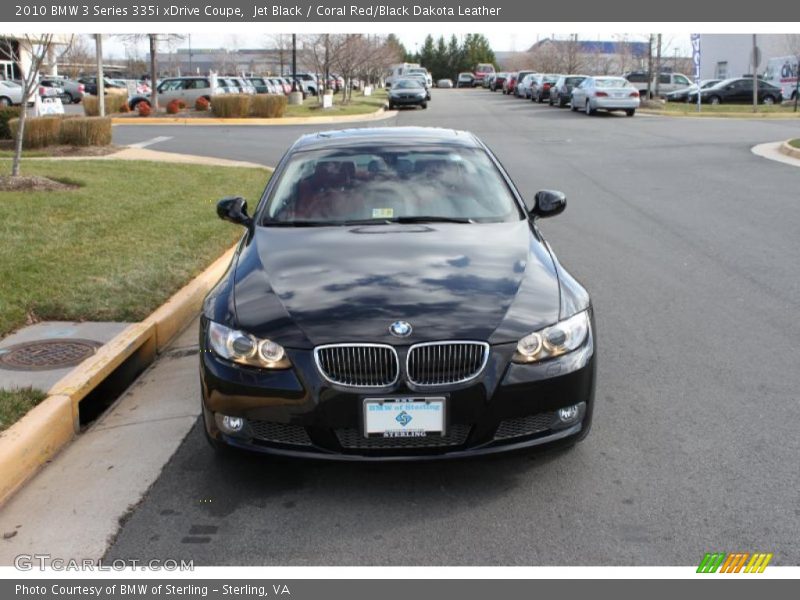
left=570, top=76, right=640, bottom=116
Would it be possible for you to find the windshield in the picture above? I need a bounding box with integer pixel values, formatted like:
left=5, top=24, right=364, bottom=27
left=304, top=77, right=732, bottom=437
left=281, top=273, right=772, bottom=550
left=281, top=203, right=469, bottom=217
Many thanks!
left=261, top=146, right=524, bottom=226
left=595, top=78, right=631, bottom=88
left=394, top=80, right=423, bottom=89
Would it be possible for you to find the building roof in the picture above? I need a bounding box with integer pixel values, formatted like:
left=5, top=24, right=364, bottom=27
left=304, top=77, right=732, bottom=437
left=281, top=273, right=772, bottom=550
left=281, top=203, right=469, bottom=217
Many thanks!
left=529, top=39, right=650, bottom=57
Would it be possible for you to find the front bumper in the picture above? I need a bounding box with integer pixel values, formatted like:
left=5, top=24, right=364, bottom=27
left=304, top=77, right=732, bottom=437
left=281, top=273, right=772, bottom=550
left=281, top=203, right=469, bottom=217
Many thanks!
left=389, top=95, right=426, bottom=106
left=200, top=317, right=596, bottom=460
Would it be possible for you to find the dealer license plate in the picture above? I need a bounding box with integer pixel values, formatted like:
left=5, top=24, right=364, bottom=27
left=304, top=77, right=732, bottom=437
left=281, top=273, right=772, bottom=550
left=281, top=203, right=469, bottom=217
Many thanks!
left=363, top=397, right=445, bottom=438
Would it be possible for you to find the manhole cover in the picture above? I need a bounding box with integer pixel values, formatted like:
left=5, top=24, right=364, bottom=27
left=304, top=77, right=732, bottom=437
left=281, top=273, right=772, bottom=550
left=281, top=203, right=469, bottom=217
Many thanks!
left=0, top=339, right=103, bottom=371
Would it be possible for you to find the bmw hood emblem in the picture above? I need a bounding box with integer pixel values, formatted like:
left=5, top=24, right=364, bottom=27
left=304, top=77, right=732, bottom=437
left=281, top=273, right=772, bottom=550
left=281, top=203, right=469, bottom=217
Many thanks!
left=389, top=321, right=412, bottom=337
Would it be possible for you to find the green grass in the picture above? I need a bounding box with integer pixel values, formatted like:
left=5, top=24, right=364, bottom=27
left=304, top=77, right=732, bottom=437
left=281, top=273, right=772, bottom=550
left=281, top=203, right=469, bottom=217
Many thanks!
left=0, top=150, right=50, bottom=158
left=284, top=89, right=387, bottom=117
left=650, top=102, right=800, bottom=116
left=0, top=159, right=269, bottom=337
left=789, top=139, right=800, bottom=149
left=0, top=387, right=47, bottom=432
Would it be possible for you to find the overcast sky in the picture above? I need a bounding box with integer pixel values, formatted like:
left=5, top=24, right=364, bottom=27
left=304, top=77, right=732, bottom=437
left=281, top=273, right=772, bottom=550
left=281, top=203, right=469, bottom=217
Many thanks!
left=101, top=32, right=692, bottom=59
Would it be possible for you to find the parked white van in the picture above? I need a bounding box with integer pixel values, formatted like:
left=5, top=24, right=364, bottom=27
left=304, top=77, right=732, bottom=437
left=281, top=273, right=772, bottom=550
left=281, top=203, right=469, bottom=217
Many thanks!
left=764, top=56, right=799, bottom=102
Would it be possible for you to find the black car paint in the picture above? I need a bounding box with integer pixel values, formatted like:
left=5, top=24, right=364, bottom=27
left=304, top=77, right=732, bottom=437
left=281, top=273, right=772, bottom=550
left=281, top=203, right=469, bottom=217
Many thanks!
left=200, top=127, right=595, bottom=459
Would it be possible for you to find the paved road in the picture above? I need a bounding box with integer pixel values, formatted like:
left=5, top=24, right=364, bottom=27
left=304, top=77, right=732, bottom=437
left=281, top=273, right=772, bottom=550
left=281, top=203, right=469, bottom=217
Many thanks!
left=107, top=91, right=800, bottom=565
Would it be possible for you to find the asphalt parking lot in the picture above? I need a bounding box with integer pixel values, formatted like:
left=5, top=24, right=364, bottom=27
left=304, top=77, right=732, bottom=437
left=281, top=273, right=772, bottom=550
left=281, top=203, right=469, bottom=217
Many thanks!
left=107, top=90, right=800, bottom=565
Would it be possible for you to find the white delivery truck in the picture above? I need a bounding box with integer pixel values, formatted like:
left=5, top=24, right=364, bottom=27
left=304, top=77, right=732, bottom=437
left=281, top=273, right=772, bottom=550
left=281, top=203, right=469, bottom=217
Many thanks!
left=385, top=63, right=421, bottom=88
left=764, top=55, right=799, bottom=102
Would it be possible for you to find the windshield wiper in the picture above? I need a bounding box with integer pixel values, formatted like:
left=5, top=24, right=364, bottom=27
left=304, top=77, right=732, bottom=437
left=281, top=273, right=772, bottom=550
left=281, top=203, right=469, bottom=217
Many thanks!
left=390, top=216, right=474, bottom=224
left=261, top=220, right=334, bottom=227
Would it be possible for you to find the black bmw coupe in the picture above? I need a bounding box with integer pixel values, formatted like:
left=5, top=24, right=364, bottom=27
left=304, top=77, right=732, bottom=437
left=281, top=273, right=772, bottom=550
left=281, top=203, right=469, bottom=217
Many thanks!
left=200, top=127, right=596, bottom=460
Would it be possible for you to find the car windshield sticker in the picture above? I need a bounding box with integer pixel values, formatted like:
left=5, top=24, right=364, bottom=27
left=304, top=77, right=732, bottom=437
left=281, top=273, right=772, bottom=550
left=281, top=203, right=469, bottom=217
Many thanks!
left=372, top=208, right=394, bottom=219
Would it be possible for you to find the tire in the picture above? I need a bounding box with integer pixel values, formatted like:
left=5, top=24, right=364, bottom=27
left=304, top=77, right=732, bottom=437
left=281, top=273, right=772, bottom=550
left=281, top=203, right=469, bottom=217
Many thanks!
left=709, top=95, right=721, bottom=105
left=762, top=95, right=775, bottom=105
left=538, top=94, right=544, bottom=104
left=625, top=109, right=636, bottom=117
left=585, top=100, right=595, bottom=115
left=549, top=95, right=554, bottom=106
left=0, top=96, right=11, bottom=107
left=420, top=102, right=427, bottom=109
left=560, top=98, right=568, bottom=108
left=388, top=102, right=394, bottom=110
left=62, top=92, right=73, bottom=104
left=570, top=99, right=578, bottom=112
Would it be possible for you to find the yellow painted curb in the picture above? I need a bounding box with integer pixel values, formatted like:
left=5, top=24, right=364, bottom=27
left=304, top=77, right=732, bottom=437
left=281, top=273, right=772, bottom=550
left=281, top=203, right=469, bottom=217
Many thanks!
left=144, top=247, right=236, bottom=351
left=639, top=108, right=800, bottom=119
left=111, top=106, right=395, bottom=127
left=0, top=244, right=237, bottom=507
left=0, top=394, right=75, bottom=503
left=778, top=140, right=800, bottom=159
left=48, top=321, right=157, bottom=410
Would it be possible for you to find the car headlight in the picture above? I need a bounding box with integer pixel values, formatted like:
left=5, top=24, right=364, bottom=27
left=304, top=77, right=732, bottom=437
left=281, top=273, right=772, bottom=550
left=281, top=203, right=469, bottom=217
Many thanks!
left=513, top=311, right=590, bottom=364
left=207, top=321, right=291, bottom=369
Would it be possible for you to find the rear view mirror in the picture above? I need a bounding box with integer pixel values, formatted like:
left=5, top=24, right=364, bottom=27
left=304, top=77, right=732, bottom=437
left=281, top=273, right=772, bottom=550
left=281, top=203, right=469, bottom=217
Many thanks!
left=217, top=196, right=252, bottom=227
left=530, top=190, right=567, bottom=219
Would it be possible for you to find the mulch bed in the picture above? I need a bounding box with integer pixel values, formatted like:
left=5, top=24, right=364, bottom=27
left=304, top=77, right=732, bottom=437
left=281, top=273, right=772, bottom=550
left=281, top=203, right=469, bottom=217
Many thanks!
left=0, top=175, right=80, bottom=192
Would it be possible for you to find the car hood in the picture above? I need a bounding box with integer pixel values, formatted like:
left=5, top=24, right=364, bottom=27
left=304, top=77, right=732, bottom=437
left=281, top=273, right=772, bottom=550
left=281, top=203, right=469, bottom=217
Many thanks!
left=232, top=220, right=561, bottom=348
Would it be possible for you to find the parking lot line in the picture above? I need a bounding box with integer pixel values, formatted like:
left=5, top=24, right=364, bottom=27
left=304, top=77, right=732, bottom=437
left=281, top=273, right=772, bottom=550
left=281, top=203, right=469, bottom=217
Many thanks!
left=127, top=136, right=173, bottom=149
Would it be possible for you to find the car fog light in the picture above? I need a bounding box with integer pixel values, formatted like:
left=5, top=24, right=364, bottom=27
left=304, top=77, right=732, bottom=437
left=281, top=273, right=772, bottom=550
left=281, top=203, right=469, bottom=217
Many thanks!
left=220, top=414, right=244, bottom=433
left=558, top=404, right=581, bottom=424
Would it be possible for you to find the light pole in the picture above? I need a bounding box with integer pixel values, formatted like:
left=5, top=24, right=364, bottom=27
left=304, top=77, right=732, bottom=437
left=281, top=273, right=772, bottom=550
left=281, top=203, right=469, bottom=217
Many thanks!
left=292, top=33, right=297, bottom=92
left=95, top=34, right=105, bottom=117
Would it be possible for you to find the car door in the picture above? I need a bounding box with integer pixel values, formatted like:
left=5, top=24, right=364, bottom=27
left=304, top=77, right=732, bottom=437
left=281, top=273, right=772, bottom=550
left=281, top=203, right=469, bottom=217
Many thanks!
left=730, top=79, right=752, bottom=102
left=572, top=78, right=589, bottom=105
left=671, top=74, right=691, bottom=93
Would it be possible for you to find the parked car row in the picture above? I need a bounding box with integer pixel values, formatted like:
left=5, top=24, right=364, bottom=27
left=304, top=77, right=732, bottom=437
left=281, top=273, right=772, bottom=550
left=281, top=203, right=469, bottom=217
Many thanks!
left=668, top=77, right=784, bottom=105
left=0, top=77, right=86, bottom=106
left=488, top=71, right=641, bottom=116
left=483, top=69, right=786, bottom=115
left=127, top=74, right=313, bottom=110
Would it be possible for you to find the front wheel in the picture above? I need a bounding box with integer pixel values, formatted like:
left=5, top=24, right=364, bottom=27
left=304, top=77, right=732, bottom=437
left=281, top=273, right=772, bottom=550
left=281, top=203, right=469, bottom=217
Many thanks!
left=388, top=102, right=394, bottom=110
left=709, top=95, right=721, bottom=105
left=570, top=99, right=578, bottom=111
left=420, top=102, right=427, bottom=109
left=585, top=100, right=595, bottom=115
left=626, top=109, right=636, bottom=117
left=0, top=96, right=11, bottom=107
left=762, top=95, right=775, bottom=105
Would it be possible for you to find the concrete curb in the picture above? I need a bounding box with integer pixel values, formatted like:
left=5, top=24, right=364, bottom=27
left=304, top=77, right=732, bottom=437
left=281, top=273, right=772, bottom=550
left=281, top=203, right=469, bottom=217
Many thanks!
left=638, top=108, right=800, bottom=119
left=111, top=105, right=396, bottom=126
left=778, top=140, right=800, bottom=159
left=0, top=246, right=236, bottom=506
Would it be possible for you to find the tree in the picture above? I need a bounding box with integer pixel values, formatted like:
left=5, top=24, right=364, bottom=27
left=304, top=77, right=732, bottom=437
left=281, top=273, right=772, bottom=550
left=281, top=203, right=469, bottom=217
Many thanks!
left=120, top=34, right=183, bottom=109
left=60, top=34, right=92, bottom=78
left=382, top=34, right=404, bottom=63
left=267, top=34, right=292, bottom=76
left=1, top=34, right=74, bottom=177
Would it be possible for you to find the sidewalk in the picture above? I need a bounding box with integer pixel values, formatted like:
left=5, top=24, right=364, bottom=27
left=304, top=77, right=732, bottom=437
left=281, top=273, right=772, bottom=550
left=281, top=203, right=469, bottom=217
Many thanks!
left=0, top=319, right=202, bottom=563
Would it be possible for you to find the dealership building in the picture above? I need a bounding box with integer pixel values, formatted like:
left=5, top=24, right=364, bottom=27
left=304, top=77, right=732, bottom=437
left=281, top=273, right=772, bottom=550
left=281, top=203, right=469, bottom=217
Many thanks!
left=699, top=34, right=798, bottom=79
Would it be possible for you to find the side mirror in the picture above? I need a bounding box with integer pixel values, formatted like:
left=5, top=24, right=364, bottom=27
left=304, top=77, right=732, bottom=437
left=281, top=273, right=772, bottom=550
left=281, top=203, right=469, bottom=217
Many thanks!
left=529, top=190, right=567, bottom=219
left=216, top=196, right=252, bottom=227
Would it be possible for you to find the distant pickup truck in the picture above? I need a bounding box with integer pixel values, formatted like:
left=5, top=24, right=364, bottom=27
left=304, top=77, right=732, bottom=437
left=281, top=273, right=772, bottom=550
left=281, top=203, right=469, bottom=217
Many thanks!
left=624, top=71, right=693, bottom=98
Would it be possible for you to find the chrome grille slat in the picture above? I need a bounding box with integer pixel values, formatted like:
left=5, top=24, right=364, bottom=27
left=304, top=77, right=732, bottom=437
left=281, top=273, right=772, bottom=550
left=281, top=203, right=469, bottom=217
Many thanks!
left=406, top=341, right=489, bottom=387
left=314, top=344, right=399, bottom=388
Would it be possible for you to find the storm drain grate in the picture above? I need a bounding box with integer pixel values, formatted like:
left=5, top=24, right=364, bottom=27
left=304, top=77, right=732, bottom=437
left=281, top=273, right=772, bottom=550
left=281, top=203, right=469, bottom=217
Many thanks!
left=0, top=339, right=103, bottom=371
